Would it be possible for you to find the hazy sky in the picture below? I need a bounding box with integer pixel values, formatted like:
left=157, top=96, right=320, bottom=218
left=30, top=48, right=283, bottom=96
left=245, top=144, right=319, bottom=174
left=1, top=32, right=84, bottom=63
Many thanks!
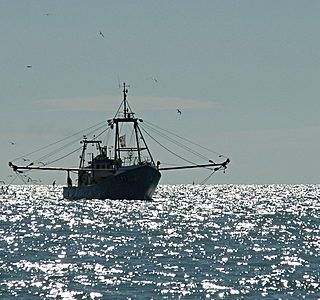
left=1, top=1, right=320, bottom=185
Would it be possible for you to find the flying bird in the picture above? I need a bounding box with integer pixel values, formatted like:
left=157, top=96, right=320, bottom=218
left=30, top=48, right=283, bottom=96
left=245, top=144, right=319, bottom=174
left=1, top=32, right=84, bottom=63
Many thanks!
left=176, top=109, right=182, bottom=114
left=27, top=65, right=32, bottom=68
left=43, top=13, right=52, bottom=16
left=10, top=142, right=16, bottom=145
left=99, top=30, right=105, bottom=38
left=147, top=77, right=158, bottom=82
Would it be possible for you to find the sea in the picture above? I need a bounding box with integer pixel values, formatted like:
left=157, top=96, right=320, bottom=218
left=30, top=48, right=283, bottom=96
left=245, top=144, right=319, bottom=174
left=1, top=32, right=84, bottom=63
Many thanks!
left=0, top=184, right=320, bottom=299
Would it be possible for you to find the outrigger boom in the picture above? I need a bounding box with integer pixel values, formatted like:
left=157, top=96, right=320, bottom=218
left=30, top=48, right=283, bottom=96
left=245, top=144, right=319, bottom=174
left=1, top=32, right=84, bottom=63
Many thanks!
left=9, top=159, right=230, bottom=173
left=159, top=158, right=230, bottom=171
left=9, top=162, right=111, bottom=173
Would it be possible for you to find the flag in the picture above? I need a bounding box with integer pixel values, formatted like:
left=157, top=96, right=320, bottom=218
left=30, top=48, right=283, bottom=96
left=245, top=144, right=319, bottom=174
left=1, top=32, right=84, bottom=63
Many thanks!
left=119, top=135, right=126, bottom=147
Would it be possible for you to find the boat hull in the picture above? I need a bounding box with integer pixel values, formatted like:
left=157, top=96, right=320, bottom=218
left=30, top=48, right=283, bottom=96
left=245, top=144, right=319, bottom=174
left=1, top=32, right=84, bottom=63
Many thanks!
left=63, top=164, right=161, bottom=200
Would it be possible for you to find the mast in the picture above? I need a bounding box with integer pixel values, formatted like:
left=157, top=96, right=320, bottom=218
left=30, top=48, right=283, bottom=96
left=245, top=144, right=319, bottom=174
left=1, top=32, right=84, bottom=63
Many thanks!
left=112, top=82, right=156, bottom=166
left=79, top=139, right=102, bottom=168
left=114, top=119, right=119, bottom=162
left=114, top=82, right=130, bottom=165
left=134, top=120, right=142, bottom=163
left=122, top=82, right=130, bottom=118
left=79, top=138, right=87, bottom=168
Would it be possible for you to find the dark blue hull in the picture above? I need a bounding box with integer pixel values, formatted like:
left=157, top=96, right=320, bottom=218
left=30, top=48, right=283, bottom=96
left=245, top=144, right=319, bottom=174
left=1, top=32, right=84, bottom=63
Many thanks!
left=63, top=164, right=161, bottom=200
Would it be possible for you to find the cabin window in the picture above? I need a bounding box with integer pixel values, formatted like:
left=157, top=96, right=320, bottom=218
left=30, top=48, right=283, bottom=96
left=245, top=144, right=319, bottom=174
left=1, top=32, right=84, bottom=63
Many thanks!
left=102, top=164, right=105, bottom=169
left=96, top=164, right=100, bottom=169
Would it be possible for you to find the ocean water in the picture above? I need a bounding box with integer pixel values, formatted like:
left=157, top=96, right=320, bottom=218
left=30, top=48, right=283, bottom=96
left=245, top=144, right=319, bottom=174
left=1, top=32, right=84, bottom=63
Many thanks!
left=0, top=184, right=320, bottom=299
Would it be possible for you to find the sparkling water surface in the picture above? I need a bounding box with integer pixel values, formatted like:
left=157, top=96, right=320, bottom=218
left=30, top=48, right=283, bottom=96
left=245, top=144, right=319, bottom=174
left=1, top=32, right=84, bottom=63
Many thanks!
left=1, top=184, right=320, bottom=299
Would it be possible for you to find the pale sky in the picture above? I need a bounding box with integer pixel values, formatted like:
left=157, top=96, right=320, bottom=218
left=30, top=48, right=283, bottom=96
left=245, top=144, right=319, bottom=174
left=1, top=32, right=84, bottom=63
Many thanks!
left=1, top=1, right=320, bottom=185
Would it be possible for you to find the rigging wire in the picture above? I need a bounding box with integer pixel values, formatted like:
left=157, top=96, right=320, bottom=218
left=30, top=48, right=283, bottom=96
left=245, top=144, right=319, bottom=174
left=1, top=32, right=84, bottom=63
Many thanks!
left=7, top=122, right=111, bottom=185
left=141, top=122, right=209, bottom=161
left=141, top=120, right=227, bottom=183
left=29, top=123, right=107, bottom=166
left=200, top=170, right=217, bottom=185
left=113, top=94, right=134, bottom=120
left=94, top=127, right=110, bottom=140
left=140, top=126, right=197, bottom=166
left=12, top=120, right=107, bottom=162
left=8, top=174, right=19, bottom=185
left=102, top=128, right=112, bottom=146
left=46, top=146, right=83, bottom=166
left=144, top=120, right=227, bottom=158
left=35, top=138, right=83, bottom=165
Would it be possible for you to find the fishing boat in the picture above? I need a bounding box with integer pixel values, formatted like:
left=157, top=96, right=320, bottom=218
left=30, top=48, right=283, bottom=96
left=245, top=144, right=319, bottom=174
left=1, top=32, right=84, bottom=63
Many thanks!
left=8, top=83, right=230, bottom=200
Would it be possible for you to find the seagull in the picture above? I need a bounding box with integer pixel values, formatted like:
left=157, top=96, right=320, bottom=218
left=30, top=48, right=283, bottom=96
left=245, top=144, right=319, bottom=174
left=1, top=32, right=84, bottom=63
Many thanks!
left=147, top=77, right=158, bottom=82
left=27, top=65, right=32, bottom=68
left=10, top=142, right=16, bottom=145
left=99, top=30, right=105, bottom=38
left=43, top=13, right=52, bottom=16
left=177, top=109, right=182, bottom=114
